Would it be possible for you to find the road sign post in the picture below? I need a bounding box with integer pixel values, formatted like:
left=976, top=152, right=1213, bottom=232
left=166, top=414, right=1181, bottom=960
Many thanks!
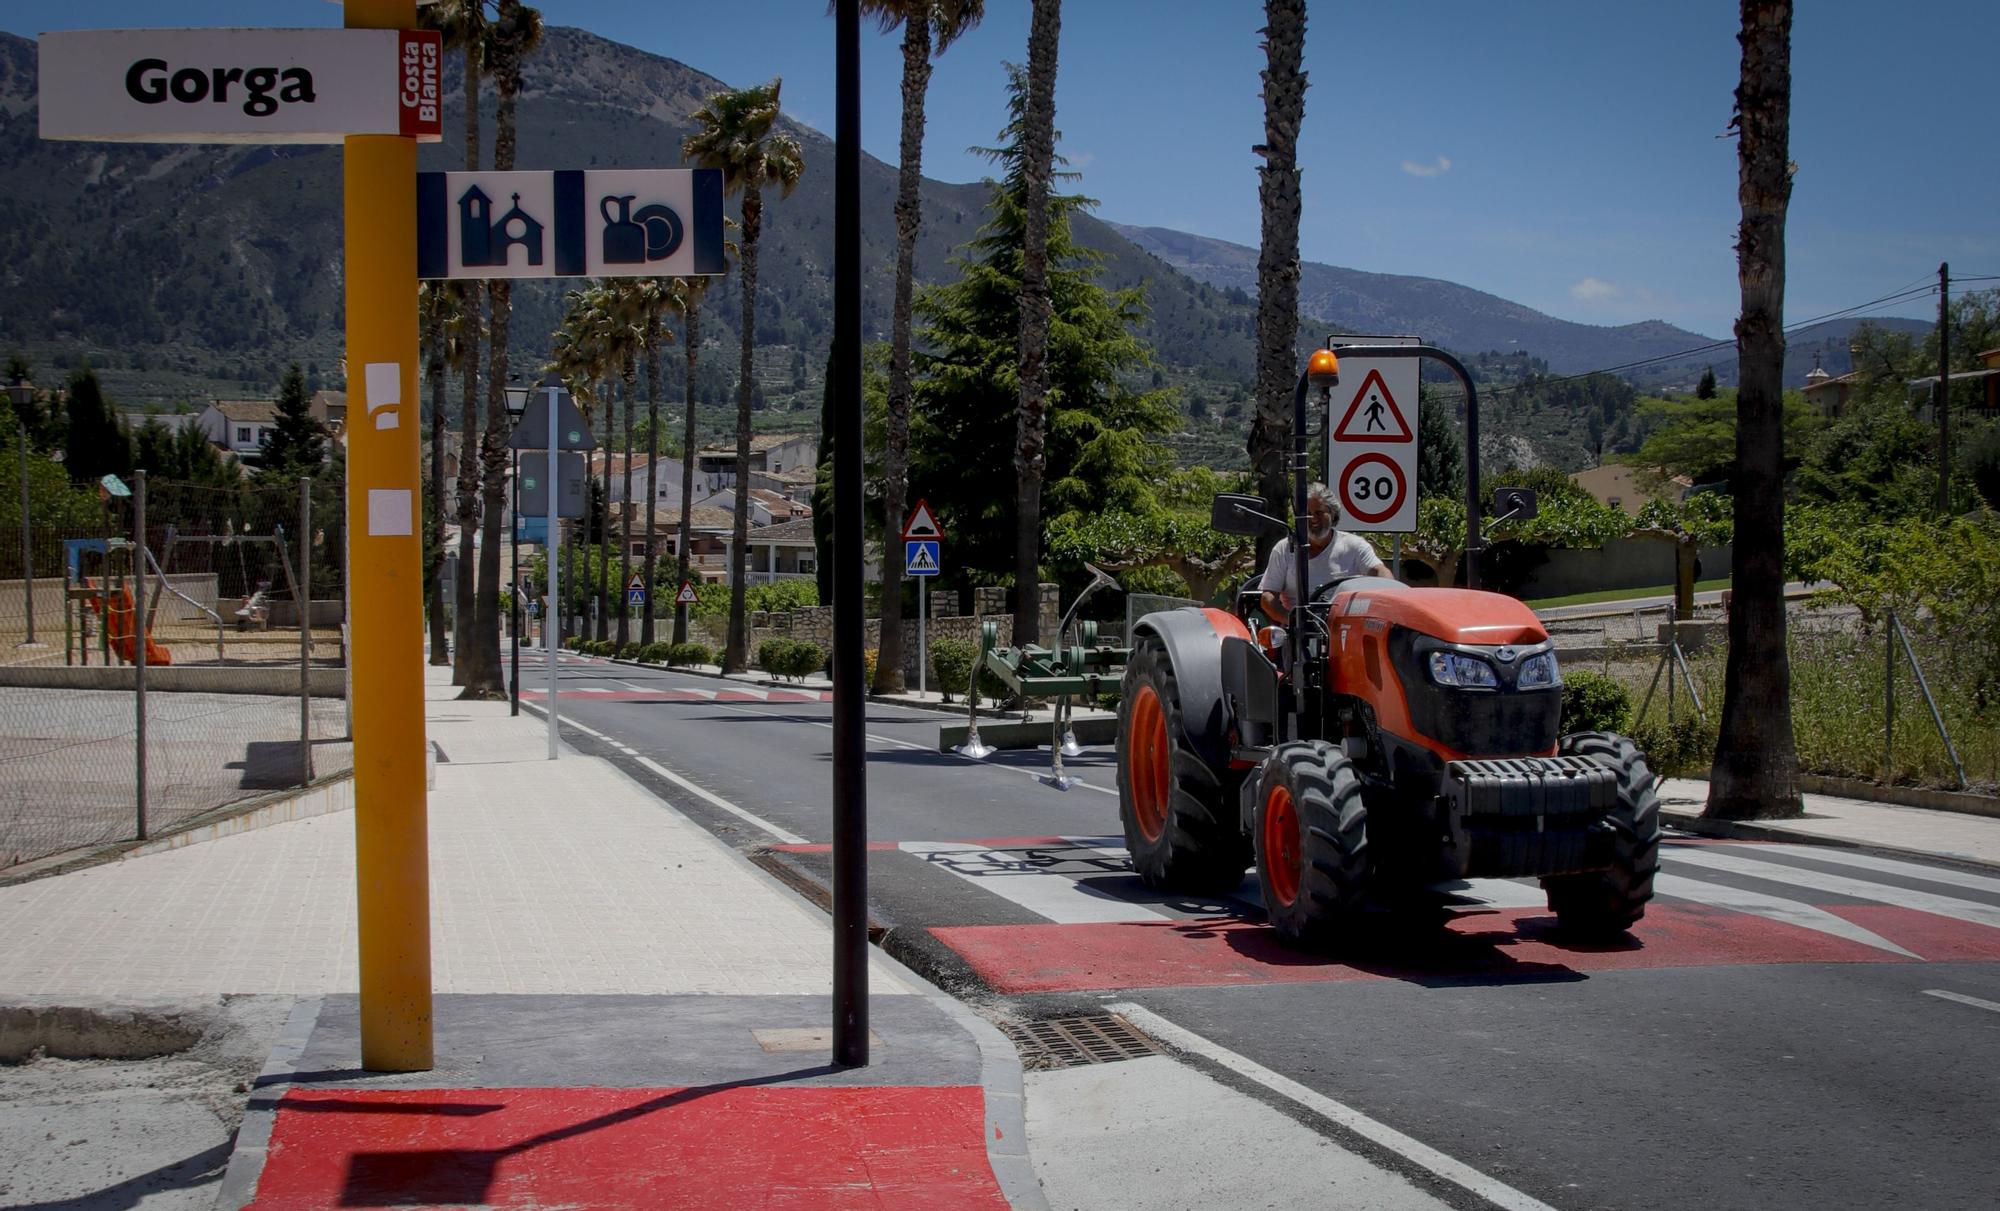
left=902, top=502, right=942, bottom=697
left=343, top=0, right=430, bottom=1073
left=1327, top=335, right=1421, bottom=535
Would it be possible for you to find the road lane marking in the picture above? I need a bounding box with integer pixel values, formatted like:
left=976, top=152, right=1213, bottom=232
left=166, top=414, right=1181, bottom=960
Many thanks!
left=1924, top=989, right=2000, bottom=1014
left=1755, top=844, right=2000, bottom=898
left=1108, top=1003, right=1560, bottom=1211
left=1652, top=873, right=1918, bottom=957
left=1667, top=848, right=2000, bottom=931
left=532, top=709, right=809, bottom=845
left=1433, top=878, right=1548, bottom=909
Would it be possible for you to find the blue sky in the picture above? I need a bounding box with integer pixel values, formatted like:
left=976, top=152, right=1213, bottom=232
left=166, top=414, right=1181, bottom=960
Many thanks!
left=9, top=2, right=1995, bottom=339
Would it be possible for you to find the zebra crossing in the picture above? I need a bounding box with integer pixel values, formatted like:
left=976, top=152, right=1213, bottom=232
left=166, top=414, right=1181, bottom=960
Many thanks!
left=898, top=835, right=2000, bottom=994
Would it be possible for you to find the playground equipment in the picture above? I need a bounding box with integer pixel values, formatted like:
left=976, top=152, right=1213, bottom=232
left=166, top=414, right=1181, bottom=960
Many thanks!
left=58, top=521, right=305, bottom=667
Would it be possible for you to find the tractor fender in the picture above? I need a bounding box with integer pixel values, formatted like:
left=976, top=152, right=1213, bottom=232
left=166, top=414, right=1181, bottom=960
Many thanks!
left=1131, top=607, right=1250, bottom=770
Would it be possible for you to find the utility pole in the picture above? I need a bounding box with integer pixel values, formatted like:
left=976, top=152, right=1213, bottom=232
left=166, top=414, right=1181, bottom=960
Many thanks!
left=1937, top=261, right=1951, bottom=514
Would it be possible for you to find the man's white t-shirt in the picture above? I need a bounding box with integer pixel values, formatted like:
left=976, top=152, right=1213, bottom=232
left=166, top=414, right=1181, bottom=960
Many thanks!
left=1259, top=532, right=1382, bottom=609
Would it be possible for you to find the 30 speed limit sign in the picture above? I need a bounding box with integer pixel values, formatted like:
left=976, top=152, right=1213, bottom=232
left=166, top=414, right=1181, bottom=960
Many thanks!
left=1327, top=334, right=1420, bottom=533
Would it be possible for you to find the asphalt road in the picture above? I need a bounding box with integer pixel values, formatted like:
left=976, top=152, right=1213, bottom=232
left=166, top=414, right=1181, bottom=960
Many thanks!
left=514, top=651, right=2000, bottom=1211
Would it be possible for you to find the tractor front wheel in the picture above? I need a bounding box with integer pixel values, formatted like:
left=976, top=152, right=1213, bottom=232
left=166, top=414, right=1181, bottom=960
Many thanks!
left=1254, top=741, right=1369, bottom=949
left=1542, top=731, right=1662, bottom=939
left=1117, top=633, right=1248, bottom=892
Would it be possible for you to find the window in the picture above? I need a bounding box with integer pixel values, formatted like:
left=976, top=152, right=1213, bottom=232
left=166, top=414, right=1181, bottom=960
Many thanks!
left=237, top=426, right=252, bottom=443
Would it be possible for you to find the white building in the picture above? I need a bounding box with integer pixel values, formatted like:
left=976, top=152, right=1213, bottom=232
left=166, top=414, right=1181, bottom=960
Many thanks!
left=196, top=399, right=280, bottom=460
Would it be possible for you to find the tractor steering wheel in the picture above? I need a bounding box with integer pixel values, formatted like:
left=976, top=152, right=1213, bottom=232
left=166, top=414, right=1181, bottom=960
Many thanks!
left=1307, top=574, right=1368, bottom=607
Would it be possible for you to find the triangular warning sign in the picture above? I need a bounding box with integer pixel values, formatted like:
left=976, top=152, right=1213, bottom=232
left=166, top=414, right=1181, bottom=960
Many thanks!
left=906, top=542, right=939, bottom=573
left=1332, top=369, right=1414, bottom=443
left=628, top=574, right=646, bottom=591
left=902, top=498, right=941, bottom=539
left=675, top=580, right=699, bottom=605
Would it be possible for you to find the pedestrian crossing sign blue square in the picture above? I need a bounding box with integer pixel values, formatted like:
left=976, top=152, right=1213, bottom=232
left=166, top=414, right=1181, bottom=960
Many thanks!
left=905, top=539, right=941, bottom=577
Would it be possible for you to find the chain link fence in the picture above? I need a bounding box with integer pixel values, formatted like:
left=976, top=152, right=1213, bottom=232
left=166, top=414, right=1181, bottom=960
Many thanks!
left=0, top=471, right=349, bottom=868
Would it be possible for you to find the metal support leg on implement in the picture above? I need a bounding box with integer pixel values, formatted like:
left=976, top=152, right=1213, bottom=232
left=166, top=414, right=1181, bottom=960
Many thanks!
left=344, top=0, right=433, bottom=1073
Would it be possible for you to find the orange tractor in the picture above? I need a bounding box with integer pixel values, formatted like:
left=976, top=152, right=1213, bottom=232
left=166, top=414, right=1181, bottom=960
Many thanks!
left=1117, top=346, right=1661, bottom=947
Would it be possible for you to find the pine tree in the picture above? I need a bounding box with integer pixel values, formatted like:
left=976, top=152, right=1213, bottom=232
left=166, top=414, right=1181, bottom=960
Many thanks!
left=1416, top=390, right=1463, bottom=500
left=1696, top=366, right=1718, bottom=399
left=62, top=364, right=132, bottom=486
left=908, top=66, right=1176, bottom=590
left=259, top=364, right=325, bottom=477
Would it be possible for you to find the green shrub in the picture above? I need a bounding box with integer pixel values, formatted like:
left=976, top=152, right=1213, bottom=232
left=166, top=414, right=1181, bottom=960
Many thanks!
left=861, top=648, right=879, bottom=688
left=931, top=637, right=975, bottom=703
left=1630, top=712, right=1716, bottom=779
left=637, top=642, right=670, bottom=663
left=666, top=642, right=712, bottom=667
left=1561, top=670, right=1633, bottom=735
left=780, top=641, right=827, bottom=681
left=616, top=642, right=643, bottom=660
left=756, top=637, right=796, bottom=674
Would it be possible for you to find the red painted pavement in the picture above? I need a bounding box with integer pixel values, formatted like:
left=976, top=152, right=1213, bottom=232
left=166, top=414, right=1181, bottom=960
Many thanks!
left=1826, top=904, right=2000, bottom=962
left=251, top=1085, right=1006, bottom=1210
left=930, top=903, right=1931, bottom=994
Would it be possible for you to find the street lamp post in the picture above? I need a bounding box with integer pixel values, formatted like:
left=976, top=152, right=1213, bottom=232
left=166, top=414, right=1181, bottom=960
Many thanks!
left=9, top=373, right=38, bottom=648
left=504, top=382, right=530, bottom=717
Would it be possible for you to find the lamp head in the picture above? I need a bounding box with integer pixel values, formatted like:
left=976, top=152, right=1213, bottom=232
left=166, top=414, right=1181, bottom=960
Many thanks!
left=1306, top=349, right=1340, bottom=394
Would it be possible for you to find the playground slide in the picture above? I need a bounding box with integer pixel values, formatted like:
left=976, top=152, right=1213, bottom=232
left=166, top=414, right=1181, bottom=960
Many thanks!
left=85, top=580, right=173, bottom=666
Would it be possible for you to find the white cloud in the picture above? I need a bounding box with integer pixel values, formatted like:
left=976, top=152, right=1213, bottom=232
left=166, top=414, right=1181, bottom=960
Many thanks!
left=1065, top=149, right=1097, bottom=169
left=1400, top=155, right=1451, bottom=178
left=1569, top=277, right=1621, bottom=302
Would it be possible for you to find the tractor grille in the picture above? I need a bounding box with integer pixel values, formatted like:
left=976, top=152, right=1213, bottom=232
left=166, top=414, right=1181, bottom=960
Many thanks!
left=1002, top=1014, right=1161, bottom=1070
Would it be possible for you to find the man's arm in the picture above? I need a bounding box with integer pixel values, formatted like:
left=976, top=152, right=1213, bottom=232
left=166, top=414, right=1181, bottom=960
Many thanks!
left=1256, top=540, right=1290, bottom=623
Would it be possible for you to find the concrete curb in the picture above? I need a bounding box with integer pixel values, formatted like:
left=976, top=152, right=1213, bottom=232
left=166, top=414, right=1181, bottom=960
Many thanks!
left=1660, top=808, right=2000, bottom=876
left=1797, top=774, right=2000, bottom=820
left=214, top=995, right=322, bottom=1211
left=539, top=712, right=1049, bottom=1210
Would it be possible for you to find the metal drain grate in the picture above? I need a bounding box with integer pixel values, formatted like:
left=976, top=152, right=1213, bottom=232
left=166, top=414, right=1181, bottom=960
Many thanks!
left=1002, top=1013, right=1161, bottom=1070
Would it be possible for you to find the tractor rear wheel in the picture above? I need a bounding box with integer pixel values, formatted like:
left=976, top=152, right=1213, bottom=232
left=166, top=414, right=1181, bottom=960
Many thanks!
left=1254, top=741, right=1369, bottom=949
left=1542, top=731, right=1662, bottom=939
left=1117, top=633, right=1248, bottom=892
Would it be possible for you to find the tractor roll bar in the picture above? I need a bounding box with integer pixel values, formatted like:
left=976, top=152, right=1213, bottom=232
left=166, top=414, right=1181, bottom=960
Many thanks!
left=1292, top=343, right=1484, bottom=593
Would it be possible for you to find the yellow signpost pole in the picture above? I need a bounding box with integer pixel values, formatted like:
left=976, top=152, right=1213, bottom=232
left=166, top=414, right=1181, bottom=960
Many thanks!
left=344, top=0, right=432, bottom=1071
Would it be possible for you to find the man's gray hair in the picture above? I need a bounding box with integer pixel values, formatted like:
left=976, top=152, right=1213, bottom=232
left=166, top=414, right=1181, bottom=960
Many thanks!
left=1306, top=482, right=1338, bottom=515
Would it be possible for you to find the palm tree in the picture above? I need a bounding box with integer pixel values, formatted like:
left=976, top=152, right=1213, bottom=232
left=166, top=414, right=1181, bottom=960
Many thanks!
left=1012, top=0, right=1062, bottom=647
left=1250, top=0, right=1307, bottom=558
left=418, top=282, right=469, bottom=665
left=863, top=0, right=985, bottom=693
left=1707, top=0, right=1802, bottom=820
left=673, top=274, right=715, bottom=646
left=683, top=79, right=804, bottom=673
left=467, top=0, right=543, bottom=699
left=552, top=292, right=609, bottom=639
left=597, top=282, right=647, bottom=649
left=633, top=277, right=684, bottom=646
left=423, top=0, right=490, bottom=685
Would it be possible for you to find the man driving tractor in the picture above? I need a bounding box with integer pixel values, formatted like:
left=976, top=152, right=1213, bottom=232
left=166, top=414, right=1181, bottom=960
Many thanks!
left=1256, top=482, right=1391, bottom=623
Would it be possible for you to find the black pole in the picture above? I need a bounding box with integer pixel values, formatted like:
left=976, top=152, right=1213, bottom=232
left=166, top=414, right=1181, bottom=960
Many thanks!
left=830, top=0, right=868, bottom=1069
left=1288, top=370, right=1313, bottom=732
left=1316, top=341, right=1482, bottom=588
left=1938, top=261, right=1950, bottom=514
left=510, top=448, right=520, bottom=716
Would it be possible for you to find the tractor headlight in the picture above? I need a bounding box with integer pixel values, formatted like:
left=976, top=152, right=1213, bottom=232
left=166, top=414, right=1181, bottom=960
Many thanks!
left=1429, top=650, right=1498, bottom=689
left=1516, top=650, right=1561, bottom=689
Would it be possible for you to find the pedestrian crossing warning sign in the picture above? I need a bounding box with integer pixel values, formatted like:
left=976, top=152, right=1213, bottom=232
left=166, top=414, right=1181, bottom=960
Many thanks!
left=1331, top=369, right=1414, bottom=443
left=905, top=539, right=941, bottom=576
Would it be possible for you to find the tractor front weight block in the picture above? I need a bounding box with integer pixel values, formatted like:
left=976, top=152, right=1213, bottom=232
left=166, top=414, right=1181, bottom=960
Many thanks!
left=1437, top=756, right=1620, bottom=879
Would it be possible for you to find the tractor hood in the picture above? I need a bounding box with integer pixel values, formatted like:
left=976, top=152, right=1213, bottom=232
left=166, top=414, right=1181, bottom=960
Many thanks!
left=1330, top=587, right=1548, bottom=647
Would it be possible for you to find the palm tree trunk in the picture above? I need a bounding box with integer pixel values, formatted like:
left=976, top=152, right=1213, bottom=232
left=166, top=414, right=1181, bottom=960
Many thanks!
left=452, top=310, right=480, bottom=684
left=1707, top=0, right=1801, bottom=819
left=596, top=434, right=611, bottom=643
left=466, top=276, right=509, bottom=698
left=876, top=16, right=932, bottom=694
left=427, top=325, right=450, bottom=664
left=674, top=298, right=700, bottom=646
left=617, top=361, right=637, bottom=648
left=724, top=188, right=762, bottom=673
left=641, top=330, right=662, bottom=646
left=1012, top=0, right=1063, bottom=648
left=1251, top=0, right=1307, bottom=561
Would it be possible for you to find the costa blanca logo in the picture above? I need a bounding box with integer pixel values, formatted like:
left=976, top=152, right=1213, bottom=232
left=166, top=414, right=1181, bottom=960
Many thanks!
left=400, top=32, right=440, bottom=132
left=124, top=58, right=317, bottom=118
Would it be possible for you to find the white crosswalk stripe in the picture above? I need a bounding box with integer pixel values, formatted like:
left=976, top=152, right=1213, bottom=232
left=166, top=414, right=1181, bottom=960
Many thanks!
left=1667, top=847, right=2000, bottom=932
left=1652, top=872, right=1917, bottom=957
left=1752, top=844, right=2000, bottom=898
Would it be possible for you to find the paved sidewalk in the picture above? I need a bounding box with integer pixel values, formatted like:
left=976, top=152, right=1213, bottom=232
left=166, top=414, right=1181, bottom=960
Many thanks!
left=1658, top=776, right=2000, bottom=869
left=0, top=664, right=1039, bottom=1209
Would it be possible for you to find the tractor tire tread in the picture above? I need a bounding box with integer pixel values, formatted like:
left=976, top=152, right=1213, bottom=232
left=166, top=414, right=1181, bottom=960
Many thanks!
left=1117, top=634, right=1250, bottom=892
left=1256, top=741, right=1370, bottom=949
left=1543, top=730, right=1663, bottom=939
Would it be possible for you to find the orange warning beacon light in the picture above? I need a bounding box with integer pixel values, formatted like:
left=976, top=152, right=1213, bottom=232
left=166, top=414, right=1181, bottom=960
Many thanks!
left=1306, top=348, right=1341, bottom=390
